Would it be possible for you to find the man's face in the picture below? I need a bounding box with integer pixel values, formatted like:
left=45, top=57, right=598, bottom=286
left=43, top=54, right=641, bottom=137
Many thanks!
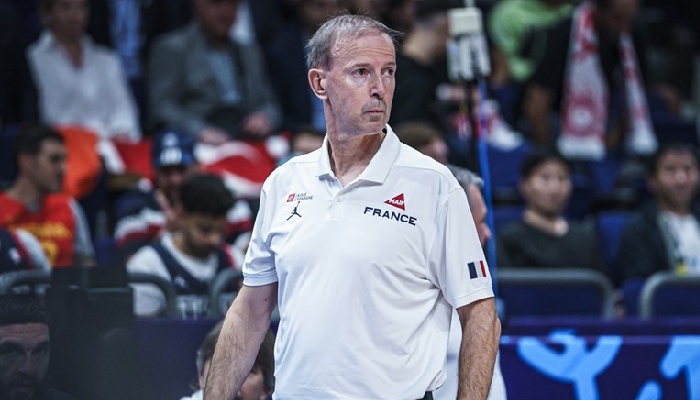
left=468, top=185, right=491, bottom=246
left=25, top=140, right=67, bottom=195
left=650, top=151, right=700, bottom=211
left=301, top=0, right=341, bottom=32
left=319, top=31, right=396, bottom=135
left=520, top=160, right=572, bottom=218
left=596, top=0, right=637, bottom=41
left=181, top=213, right=227, bottom=258
left=194, top=0, right=238, bottom=40
left=235, top=365, right=268, bottom=400
left=156, top=165, right=198, bottom=204
left=47, top=0, right=88, bottom=42
left=0, top=323, right=50, bottom=400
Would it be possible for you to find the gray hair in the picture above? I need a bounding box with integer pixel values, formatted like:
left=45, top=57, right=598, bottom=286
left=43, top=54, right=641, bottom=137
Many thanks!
left=447, top=165, right=483, bottom=203
left=306, top=13, right=401, bottom=70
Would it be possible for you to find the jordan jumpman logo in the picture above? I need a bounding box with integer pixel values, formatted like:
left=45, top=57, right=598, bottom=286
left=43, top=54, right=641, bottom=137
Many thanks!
left=287, top=201, right=302, bottom=220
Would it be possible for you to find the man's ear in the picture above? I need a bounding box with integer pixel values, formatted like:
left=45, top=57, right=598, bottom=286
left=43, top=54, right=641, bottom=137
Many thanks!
left=308, top=69, right=327, bottom=100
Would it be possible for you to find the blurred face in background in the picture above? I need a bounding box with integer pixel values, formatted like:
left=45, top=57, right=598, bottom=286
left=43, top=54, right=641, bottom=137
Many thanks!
left=156, top=165, right=199, bottom=205
left=0, top=323, right=50, bottom=400
left=43, top=0, right=88, bottom=43
left=650, top=150, right=700, bottom=213
left=180, top=213, right=227, bottom=258
left=417, top=138, right=449, bottom=165
left=194, top=0, right=238, bottom=41
left=22, top=139, right=67, bottom=196
left=520, top=159, right=572, bottom=219
left=236, top=365, right=269, bottom=400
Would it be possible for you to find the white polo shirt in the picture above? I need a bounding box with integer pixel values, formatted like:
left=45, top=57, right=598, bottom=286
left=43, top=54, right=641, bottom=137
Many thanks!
left=244, top=125, right=494, bottom=400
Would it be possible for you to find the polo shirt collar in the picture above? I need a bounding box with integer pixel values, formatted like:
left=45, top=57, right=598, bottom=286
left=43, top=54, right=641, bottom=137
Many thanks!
left=315, top=124, right=401, bottom=184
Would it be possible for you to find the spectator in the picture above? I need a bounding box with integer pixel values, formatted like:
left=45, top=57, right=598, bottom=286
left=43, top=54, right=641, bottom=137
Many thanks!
left=114, top=129, right=252, bottom=262
left=0, top=123, right=94, bottom=268
left=497, top=148, right=604, bottom=270
left=523, top=0, right=657, bottom=161
left=488, top=0, right=573, bottom=85
left=0, top=294, right=80, bottom=400
left=148, top=0, right=281, bottom=145
left=0, top=228, right=50, bottom=273
left=28, top=0, right=141, bottom=144
left=127, top=174, right=243, bottom=317
left=264, top=0, right=342, bottom=133
left=619, top=143, right=700, bottom=279
left=181, top=322, right=274, bottom=400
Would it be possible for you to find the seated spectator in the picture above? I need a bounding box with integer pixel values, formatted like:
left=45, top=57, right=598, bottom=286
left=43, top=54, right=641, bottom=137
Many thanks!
left=497, top=148, right=604, bottom=270
left=522, top=0, right=657, bottom=161
left=127, top=174, right=243, bottom=317
left=488, top=0, right=573, bottom=85
left=619, top=143, right=700, bottom=279
left=0, top=123, right=94, bottom=267
left=180, top=322, right=275, bottom=400
left=0, top=294, right=80, bottom=400
left=148, top=0, right=281, bottom=145
left=28, top=0, right=141, bottom=144
left=114, top=129, right=252, bottom=262
left=0, top=228, right=49, bottom=273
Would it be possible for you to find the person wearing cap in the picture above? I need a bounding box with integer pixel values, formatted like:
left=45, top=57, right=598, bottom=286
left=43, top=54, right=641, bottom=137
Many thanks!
left=114, top=129, right=253, bottom=264
left=0, top=123, right=94, bottom=268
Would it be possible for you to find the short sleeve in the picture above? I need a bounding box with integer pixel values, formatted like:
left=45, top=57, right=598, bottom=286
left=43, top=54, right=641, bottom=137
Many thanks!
left=428, top=187, right=494, bottom=309
left=242, top=183, right=279, bottom=286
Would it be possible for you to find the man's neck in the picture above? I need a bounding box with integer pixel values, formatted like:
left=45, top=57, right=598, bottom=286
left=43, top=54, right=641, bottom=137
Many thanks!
left=659, top=202, right=693, bottom=217
left=327, top=131, right=385, bottom=187
left=523, top=208, right=569, bottom=236
left=5, top=179, right=45, bottom=208
left=52, top=31, right=83, bottom=67
left=171, top=232, right=199, bottom=259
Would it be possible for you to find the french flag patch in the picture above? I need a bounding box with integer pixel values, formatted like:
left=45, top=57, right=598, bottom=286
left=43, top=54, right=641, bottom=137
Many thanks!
left=468, top=260, right=488, bottom=279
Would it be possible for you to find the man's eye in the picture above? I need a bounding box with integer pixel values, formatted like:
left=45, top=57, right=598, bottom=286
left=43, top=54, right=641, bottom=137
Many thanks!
left=355, top=69, right=368, bottom=76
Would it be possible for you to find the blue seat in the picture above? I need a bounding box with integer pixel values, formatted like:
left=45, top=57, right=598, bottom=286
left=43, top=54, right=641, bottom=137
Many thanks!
left=639, top=272, right=700, bottom=319
left=622, top=278, right=645, bottom=317
left=491, top=205, right=524, bottom=234
left=595, top=210, right=632, bottom=286
left=498, top=268, right=616, bottom=318
left=486, top=142, right=532, bottom=203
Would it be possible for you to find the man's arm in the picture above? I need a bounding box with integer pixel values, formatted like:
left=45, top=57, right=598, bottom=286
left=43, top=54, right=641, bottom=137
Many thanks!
left=456, top=297, right=501, bottom=400
left=204, top=283, right=278, bottom=400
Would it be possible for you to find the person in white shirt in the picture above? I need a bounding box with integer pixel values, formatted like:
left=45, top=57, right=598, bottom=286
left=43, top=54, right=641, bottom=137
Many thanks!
left=28, top=0, right=141, bottom=145
left=128, top=174, right=243, bottom=316
left=205, top=13, right=500, bottom=400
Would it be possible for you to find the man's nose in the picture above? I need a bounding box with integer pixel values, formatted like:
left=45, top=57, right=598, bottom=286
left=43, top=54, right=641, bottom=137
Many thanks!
left=370, top=75, right=386, bottom=99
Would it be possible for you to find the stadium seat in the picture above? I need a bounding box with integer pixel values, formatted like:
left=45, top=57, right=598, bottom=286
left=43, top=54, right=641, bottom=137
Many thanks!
left=498, top=268, right=616, bottom=318
left=127, top=272, right=177, bottom=317
left=94, top=237, right=120, bottom=268
left=486, top=142, right=532, bottom=204
left=638, top=272, right=700, bottom=319
left=595, top=210, right=632, bottom=286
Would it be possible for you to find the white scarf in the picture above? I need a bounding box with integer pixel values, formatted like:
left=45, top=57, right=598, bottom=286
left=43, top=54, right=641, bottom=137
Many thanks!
left=559, top=2, right=656, bottom=160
